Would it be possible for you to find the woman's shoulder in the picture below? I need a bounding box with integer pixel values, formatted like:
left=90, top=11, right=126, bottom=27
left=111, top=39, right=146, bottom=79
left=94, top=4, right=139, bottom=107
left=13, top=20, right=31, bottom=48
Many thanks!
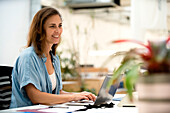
left=19, top=47, right=37, bottom=59
left=14, top=47, right=39, bottom=68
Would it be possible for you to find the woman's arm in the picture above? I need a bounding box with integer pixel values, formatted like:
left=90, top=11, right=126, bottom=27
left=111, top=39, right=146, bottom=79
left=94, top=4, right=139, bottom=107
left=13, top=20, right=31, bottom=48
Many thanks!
left=60, top=90, right=72, bottom=94
left=25, top=83, right=96, bottom=105
left=60, top=90, right=96, bottom=101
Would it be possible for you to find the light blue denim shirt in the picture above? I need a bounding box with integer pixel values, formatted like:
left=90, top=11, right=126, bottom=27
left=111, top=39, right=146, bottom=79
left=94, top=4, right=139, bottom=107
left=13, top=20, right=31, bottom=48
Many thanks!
left=10, top=47, right=62, bottom=108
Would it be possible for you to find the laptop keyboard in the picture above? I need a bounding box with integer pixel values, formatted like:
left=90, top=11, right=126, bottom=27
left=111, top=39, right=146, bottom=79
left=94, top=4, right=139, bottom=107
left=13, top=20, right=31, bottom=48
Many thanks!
left=77, top=99, right=94, bottom=103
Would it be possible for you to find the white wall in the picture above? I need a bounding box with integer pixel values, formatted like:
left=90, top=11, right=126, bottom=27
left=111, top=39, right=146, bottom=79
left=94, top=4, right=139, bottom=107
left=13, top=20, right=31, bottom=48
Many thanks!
left=55, top=4, right=169, bottom=71
left=56, top=8, right=134, bottom=71
left=0, top=0, right=40, bottom=66
left=0, top=0, right=169, bottom=71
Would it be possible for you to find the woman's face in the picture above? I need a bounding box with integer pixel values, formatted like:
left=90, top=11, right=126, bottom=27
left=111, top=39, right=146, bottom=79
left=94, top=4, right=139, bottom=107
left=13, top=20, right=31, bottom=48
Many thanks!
left=44, top=14, right=63, bottom=46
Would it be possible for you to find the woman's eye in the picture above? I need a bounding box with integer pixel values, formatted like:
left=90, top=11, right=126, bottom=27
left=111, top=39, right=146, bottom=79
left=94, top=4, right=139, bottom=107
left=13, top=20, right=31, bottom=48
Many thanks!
left=59, top=24, right=62, bottom=28
left=50, top=26, right=55, bottom=28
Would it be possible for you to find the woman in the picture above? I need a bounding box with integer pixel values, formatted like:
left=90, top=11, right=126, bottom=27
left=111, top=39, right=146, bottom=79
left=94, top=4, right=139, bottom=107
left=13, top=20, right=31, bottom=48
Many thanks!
left=10, top=7, right=96, bottom=108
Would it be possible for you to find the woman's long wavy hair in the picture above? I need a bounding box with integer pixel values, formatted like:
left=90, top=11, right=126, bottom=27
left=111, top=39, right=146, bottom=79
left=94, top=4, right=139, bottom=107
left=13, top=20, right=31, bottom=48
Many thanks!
left=27, top=7, right=62, bottom=56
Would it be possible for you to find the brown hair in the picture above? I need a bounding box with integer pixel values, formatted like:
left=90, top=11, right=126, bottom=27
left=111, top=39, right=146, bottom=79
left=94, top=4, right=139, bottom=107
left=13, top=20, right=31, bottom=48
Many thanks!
left=27, top=7, right=62, bottom=56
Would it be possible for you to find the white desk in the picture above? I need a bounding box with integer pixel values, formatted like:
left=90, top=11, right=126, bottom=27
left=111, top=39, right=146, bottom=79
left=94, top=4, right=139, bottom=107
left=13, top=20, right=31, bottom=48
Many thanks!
left=0, top=94, right=138, bottom=113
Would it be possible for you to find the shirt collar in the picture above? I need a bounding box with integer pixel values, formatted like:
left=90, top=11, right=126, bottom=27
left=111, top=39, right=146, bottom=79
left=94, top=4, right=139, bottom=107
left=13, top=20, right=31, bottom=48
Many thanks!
left=42, top=54, right=47, bottom=63
left=50, top=51, right=58, bottom=61
left=42, top=51, right=57, bottom=63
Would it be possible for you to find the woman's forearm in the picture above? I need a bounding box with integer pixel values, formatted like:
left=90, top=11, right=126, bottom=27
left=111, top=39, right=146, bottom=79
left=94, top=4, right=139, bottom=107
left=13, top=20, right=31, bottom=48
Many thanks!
left=25, top=83, right=96, bottom=105
left=32, top=92, right=74, bottom=105
left=60, top=90, right=74, bottom=94
left=25, top=84, right=74, bottom=105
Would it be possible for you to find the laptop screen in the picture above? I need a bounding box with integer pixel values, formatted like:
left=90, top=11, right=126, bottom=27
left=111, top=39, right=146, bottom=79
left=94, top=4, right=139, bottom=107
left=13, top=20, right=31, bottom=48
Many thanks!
left=65, top=73, right=123, bottom=106
left=94, top=73, right=123, bottom=105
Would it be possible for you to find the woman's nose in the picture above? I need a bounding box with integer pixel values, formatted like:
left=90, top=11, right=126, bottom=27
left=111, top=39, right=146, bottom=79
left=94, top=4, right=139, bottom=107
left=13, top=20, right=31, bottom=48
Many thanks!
left=55, top=27, right=59, bottom=33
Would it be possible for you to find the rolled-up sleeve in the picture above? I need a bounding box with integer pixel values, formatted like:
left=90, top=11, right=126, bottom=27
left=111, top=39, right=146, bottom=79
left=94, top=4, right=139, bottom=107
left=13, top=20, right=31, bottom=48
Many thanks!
left=18, top=54, right=41, bottom=97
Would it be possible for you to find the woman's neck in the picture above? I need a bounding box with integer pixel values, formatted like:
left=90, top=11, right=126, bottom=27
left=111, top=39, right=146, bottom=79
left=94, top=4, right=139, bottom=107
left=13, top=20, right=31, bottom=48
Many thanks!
left=44, top=44, right=53, bottom=57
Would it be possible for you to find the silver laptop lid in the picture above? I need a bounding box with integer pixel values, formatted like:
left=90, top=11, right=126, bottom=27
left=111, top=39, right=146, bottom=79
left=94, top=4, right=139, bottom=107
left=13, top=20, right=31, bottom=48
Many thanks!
left=94, top=73, right=123, bottom=105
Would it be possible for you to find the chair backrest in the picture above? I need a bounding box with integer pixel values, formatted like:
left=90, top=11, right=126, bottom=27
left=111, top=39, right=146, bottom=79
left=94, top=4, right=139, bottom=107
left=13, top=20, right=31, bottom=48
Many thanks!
left=0, top=66, right=13, bottom=110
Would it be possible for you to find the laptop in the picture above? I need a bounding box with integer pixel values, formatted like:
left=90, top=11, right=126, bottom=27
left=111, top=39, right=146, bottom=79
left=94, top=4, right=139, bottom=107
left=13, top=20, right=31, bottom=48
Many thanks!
left=66, top=73, right=123, bottom=106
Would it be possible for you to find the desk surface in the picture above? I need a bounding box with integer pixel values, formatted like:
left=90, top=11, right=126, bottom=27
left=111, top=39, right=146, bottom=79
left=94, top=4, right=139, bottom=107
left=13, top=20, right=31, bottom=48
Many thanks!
left=0, top=94, right=138, bottom=113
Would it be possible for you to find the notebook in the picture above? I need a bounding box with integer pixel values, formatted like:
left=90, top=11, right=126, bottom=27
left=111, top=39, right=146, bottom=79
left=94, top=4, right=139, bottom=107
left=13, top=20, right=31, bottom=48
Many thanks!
left=66, top=73, right=123, bottom=106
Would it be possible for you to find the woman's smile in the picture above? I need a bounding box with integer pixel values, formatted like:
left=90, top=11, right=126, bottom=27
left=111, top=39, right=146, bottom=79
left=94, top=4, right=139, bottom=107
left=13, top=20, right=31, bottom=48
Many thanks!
left=52, top=35, right=59, bottom=38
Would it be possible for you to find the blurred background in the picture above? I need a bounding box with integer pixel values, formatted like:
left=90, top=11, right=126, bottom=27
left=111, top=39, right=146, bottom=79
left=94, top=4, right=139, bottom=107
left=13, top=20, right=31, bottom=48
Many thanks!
left=0, top=0, right=170, bottom=94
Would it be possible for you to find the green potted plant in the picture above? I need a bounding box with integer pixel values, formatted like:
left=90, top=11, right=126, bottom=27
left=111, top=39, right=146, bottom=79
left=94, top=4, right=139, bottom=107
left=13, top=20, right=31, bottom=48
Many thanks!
left=56, top=50, right=82, bottom=92
left=107, top=36, right=170, bottom=113
left=56, top=50, right=79, bottom=81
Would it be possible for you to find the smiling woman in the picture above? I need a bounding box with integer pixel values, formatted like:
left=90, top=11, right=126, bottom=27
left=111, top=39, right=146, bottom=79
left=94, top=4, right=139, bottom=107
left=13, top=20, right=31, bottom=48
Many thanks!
left=44, top=14, right=63, bottom=46
left=9, top=7, right=96, bottom=109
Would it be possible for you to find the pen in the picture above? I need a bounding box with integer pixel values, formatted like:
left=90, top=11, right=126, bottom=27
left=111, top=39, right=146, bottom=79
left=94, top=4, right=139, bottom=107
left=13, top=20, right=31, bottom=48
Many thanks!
left=122, top=105, right=136, bottom=107
left=48, top=106, right=69, bottom=109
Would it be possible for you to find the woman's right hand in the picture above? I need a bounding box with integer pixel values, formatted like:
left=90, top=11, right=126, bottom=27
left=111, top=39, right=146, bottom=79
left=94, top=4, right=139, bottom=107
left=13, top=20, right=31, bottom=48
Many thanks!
left=71, top=91, right=96, bottom=102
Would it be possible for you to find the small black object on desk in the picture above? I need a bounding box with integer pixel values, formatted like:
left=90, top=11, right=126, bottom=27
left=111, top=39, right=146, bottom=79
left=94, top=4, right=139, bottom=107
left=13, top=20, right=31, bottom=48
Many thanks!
left=48, top=106, right=69, bottom=109
left=75, top=102, right=115, bottom=112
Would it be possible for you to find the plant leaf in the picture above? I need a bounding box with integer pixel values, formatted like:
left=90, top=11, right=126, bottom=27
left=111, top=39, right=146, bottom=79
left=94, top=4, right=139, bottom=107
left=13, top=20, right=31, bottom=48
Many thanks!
left=125, top=64, right=141, bottom=101
left=107, top=59, right=136, bottom=89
